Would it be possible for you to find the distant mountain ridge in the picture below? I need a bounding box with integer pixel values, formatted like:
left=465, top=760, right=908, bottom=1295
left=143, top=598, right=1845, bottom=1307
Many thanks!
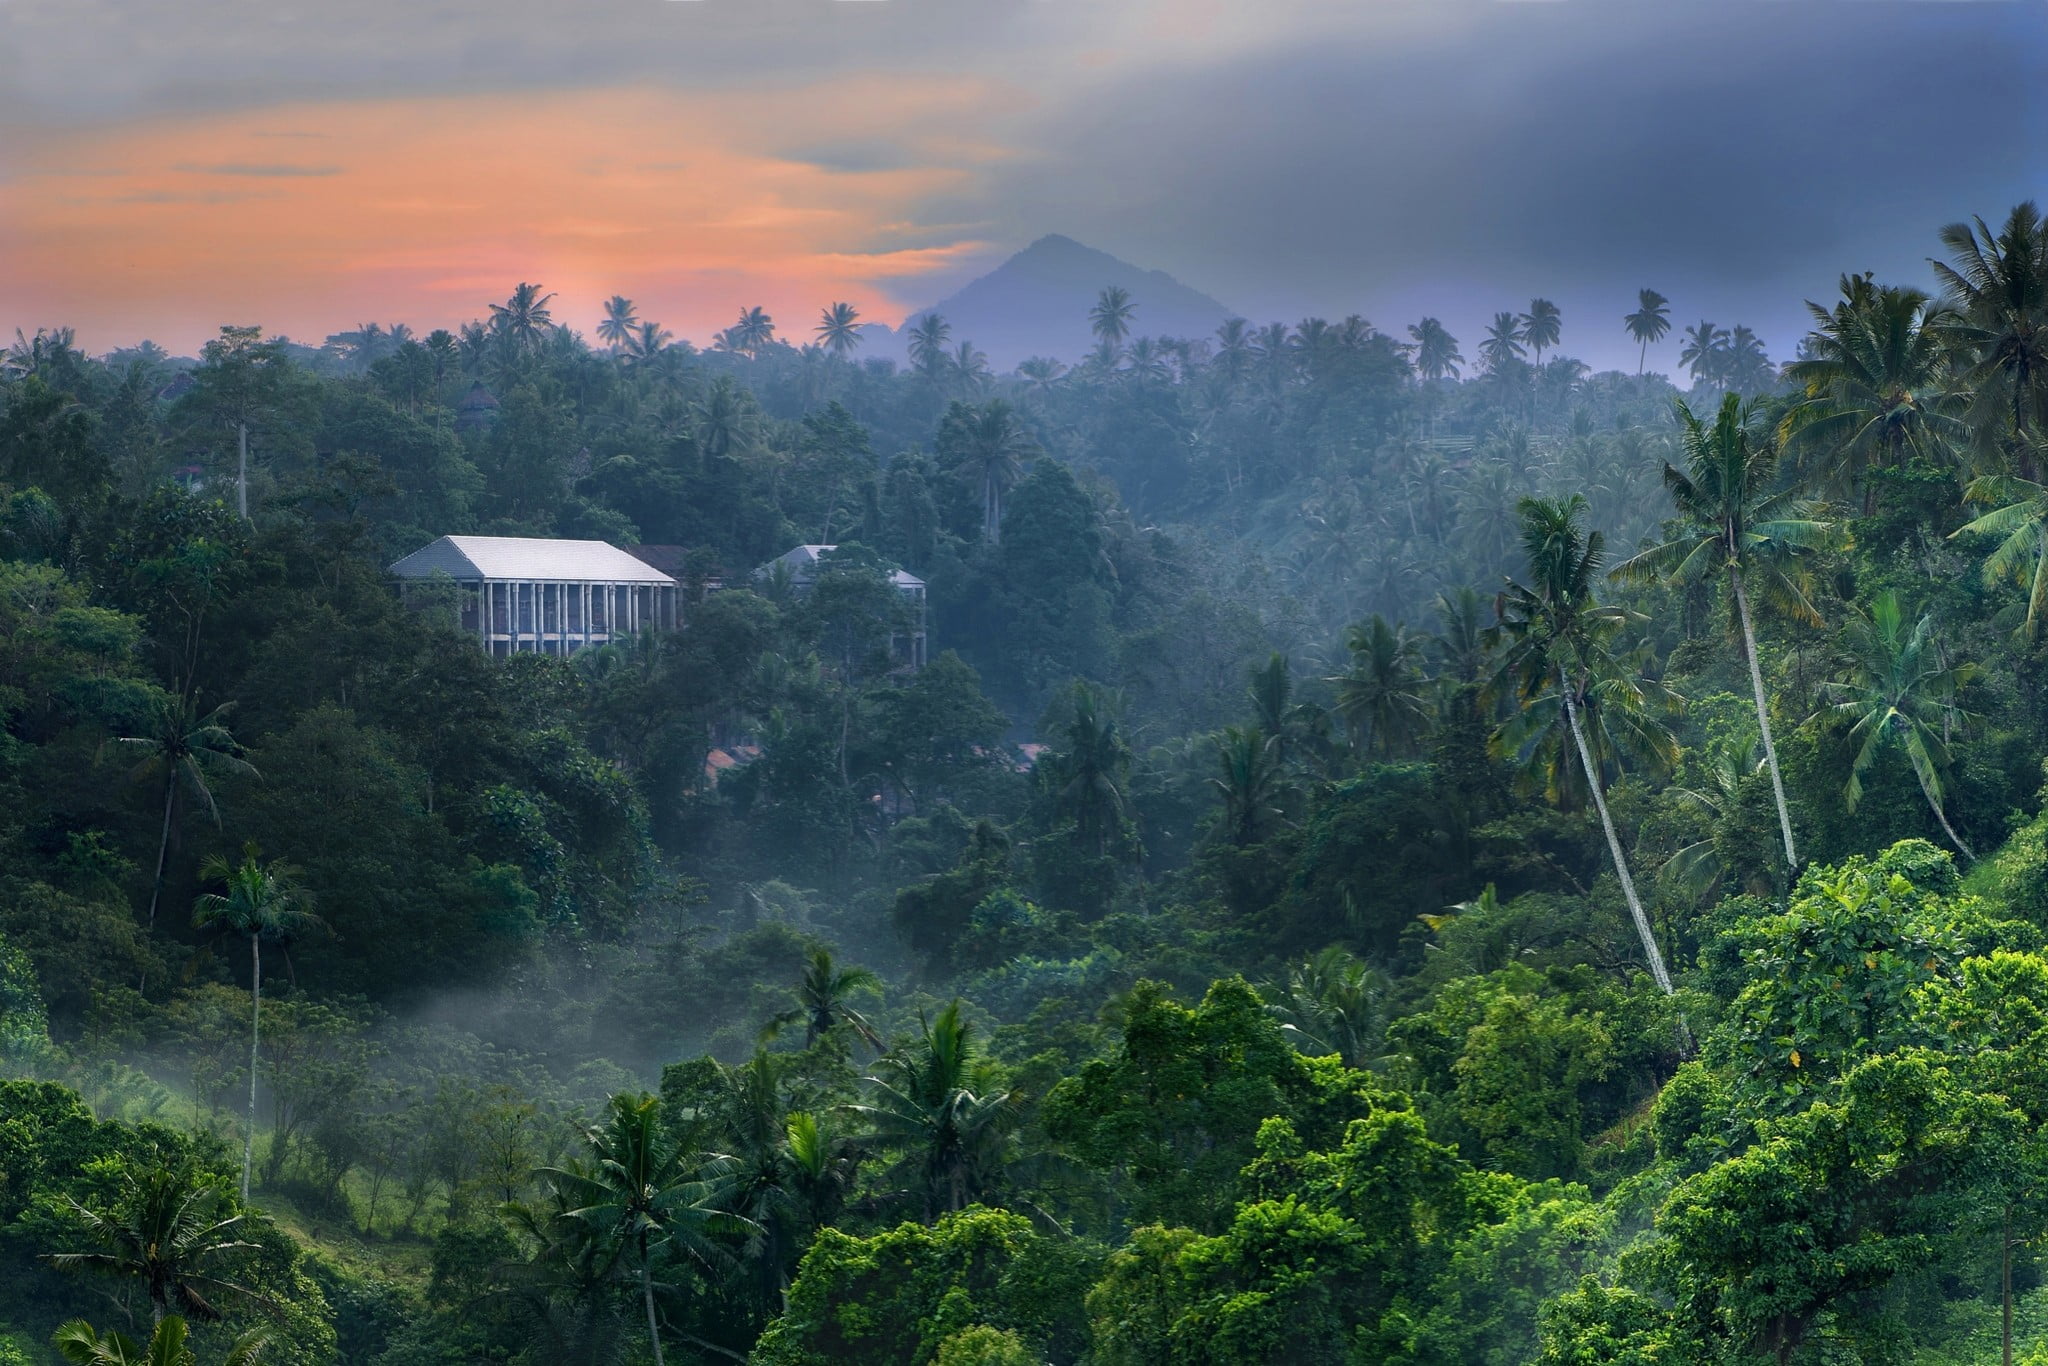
left=894, top=234, right=1234, bottom=370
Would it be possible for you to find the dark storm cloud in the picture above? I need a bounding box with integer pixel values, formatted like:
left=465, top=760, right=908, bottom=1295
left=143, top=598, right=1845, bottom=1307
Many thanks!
left=969, top=2, right=2047, bottom=368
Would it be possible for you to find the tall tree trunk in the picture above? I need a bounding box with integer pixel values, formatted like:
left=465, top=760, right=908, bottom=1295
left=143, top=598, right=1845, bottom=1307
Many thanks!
left=1730, top=569, right=1799, bottom=869
left=1917, top=767, right=1976, bottom=862
left=147, top=777, right=176, bottom=930
left=642, top=1243, right=666, bottom=1366
left=2003, top=1206, right=2014, bottom=1366
left=237, top=420, right=250, bottom=520
left=1562, top=679, right=1674, bottom=994
left=244, top=933, right=260, bottom=1203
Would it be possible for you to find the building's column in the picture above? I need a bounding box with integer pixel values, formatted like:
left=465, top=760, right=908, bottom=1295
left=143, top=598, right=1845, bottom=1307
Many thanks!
left=581, top=583, right=591, bottom=649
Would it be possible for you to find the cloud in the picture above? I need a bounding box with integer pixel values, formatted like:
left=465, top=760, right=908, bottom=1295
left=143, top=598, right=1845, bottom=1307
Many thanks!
left=0, top=0, right=2040, bottom=368
left=175, top=162, right=343, bottom=177
left=971, top=2, right=2048, bottom=368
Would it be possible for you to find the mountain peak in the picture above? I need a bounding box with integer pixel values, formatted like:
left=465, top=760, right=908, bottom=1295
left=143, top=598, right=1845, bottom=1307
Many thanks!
left=902, top=235, right=1232, bottom=368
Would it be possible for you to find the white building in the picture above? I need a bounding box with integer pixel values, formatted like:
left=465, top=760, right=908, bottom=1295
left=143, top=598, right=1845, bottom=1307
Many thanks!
left=757, top=544, right=927, bottom=670
left=390, top=535, right=679, bottom=657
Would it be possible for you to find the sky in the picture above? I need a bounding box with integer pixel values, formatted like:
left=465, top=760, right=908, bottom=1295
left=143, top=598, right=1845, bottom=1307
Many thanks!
left=0, top=0, right=2042, bottom=373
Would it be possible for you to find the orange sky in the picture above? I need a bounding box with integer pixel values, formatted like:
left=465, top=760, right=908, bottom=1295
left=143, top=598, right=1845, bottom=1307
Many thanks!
left=0, top=81, right=1020, bottom=354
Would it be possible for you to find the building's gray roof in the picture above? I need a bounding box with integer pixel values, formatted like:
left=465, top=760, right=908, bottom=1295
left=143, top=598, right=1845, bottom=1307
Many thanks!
left=390, top=536, right=675, bottom=584
left=758, top=544, right=924, bottom=590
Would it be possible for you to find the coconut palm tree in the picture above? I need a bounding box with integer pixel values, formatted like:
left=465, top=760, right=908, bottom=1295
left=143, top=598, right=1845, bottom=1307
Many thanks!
left=1781, top=276, right=1965, bottom=504
left=816, top=302, right=863, bottom=359
left=953, top=399, right=1034, bottom=542
left=596, top=296, right=639, bottom=352
left=116, top=696, right=257, bottom=931
left=192, top=848, right=316, bottom=1201
left=1624, top=289, right=1672, bottom=374
left=1679, top=321, right=1728, bottom=389
left=1932, top=201, right=2048, bottom=440
left=1818, top=591, right=1977, bottom=860
left=1330, top=615, right=1429, bottom=759
left=1522, top=298, right=1562, bottom=363
left=542, top=1094, right=743, bottom=1366
left=55, top=1316, right=268, bottom=1366
left=1493, top=496, right=1677, bottom=994
left=1042, top=683, right=1131, bottom=857
left=906, top=314, right=952, bottom=382
left=1208, top=725, right=1292, bottom=846
left=1721, top=325, right=1774, bottom=394
left=950, top=340, right=991, bottom=394
left=624, top=321, right=673, bottom=370
left=760, top=948, right=883, bottom=1051
left=1407, top=317, right=1464, bottom=382
left=1262, top=947, right=1386, bottom=1070
left=1478, top=313, right=1527, bottom=372
left=1090, top=286, right=1135, bottom=351
left=848, top=1001, right=1018, bottom=1222
left=489, top=283, right=556, bottom=352
left=1016, top=356, right=1065, bottom=400
left=1951, top=447, right=2048, bottom=639
left=48, top=1160, right=262, bottom=1326
left=1612, top=395, right=1829, bottom=869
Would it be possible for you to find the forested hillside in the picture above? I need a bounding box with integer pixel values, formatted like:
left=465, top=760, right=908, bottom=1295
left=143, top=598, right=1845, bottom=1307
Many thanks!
left=3, top=203, right=2048, bottom=1366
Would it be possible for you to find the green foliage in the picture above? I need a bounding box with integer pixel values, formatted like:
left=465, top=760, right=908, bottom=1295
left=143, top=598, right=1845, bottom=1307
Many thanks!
left=751, top=1208, right=1097, bottom=1366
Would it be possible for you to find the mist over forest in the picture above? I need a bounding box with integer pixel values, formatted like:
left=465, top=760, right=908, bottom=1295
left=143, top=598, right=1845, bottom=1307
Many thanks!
left=5, top=0, right=2048, bottom=1356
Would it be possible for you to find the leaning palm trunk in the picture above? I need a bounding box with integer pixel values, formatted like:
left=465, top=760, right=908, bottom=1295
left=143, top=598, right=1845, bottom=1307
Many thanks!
left=243, top=932, right=260, bottom=1203
left=1561, top=679, right=1674, bottom=994
left=1916, top=768, right=1976, bottom=862
left=641, top=1241, right=666, bottom=1366
left=1730, top=569, right=1799, bottom=869
left=147, top=778, right=176, bottom=930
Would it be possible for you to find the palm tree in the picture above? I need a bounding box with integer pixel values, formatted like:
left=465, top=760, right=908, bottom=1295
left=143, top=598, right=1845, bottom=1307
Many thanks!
left=1818, top=591, right=1977, bottom=860
left=192, top=848, right=316, bottom=1201
left=1214, top=319, right=1254, bottom=388
left=1493, top=496, right=1676, bottom=994
left=950, top=340, right=991, bottom=394
left=624, top=321, right=674, bottom=370
left=1678, top=321, right=1728, bottom=389
left=489, top=283, right=556, bottom=352
left=48, top=1160, right=262, bottom=1325
left=116, top=696, right=257, bottom=931
left=848, top=1001, right=1018, bottom=1222
left=1479, top=312, right=1527, bottom=372
left=1624, top=289, right=1672, bottom=374
left=55, top=1317, right=268, bottom=1366
left=1090, top=286, right=1135, bottom=351
left=1042, top=683, right=1131, bottom=857
left=906, top=314, right=952, bottom=381
left=542, top=1094, right=742, bottom=1366
left=1612, top=395, right=1829, bottom=869
left=596, top=296, right=639, bottom=352
left=760, top=948, right=883, bottom=1051
left=1951, top=450, right=2048, bottom=639
left=1407, top=318, right=1463, bottom=382
left=816, top=302, right=863, bottom=359
left=1657, top=736, right=1764, bottom=909
left=1208, top=726, right=1291, bottom=846
left=1016, top=356, right=1065, bottom=400
left=1780, top=276, right=1964, bottom=503
left=1721, top=325, right=1774, bottom=394
left=953, top=400, right=1034, bottom=542
left=733, top=306, right=776, bottom=355
left=1262, top=947, right=1386, bottom=1070
left=1331, top=615, right=1428, bottom=758
left=1932, top=201, right=2048, bottom=440
left=1522, top=298, right=1562, bottom=363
